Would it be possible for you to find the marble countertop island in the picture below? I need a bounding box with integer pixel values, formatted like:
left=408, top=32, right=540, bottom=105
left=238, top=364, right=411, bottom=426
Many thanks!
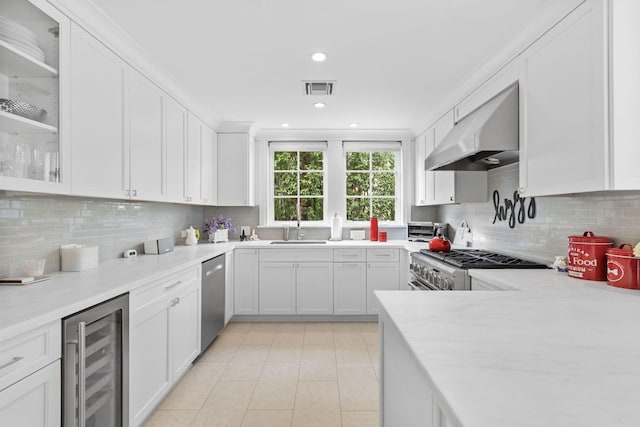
left=376, top=270, right=640, bottom=426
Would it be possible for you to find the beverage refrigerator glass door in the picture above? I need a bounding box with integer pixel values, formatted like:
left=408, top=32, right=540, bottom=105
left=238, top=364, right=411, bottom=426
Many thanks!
left=62, top=294, right=129, bottom=427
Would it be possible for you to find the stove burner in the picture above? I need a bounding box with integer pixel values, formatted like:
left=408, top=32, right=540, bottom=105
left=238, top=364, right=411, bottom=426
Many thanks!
left=418, top=249, right=548, bottom=269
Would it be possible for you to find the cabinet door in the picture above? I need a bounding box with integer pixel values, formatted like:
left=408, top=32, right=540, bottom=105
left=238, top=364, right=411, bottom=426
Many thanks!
left=259, top=262, right=296, bottom=314
left=414, top=133, right=428, bottom=205
left=200, top=125, right=217, bottom=205
left=130, top=299, right=171, bottom=426
left=334, top=263, right=367, bottom=315
left=297, top=262, right=334, bottom=315
left=519, top=0, right=606, bottom=196
left=225, top=251, right=234, bottom=324
left=165, top=97, right=187, bottom=203
left=127, top=69, right=164, bottom=201
left=367, top=262, right=400, bottom=314
left=70, top=25, right=127, bottom=198
left=185, top=112, right=202, bottom=203
left=217, top=133, right=254, bottom=206
left=234, top=249, right=259, bottom=315
left=432, top=112, right=456, bottom=204
left=171, top=280, right=201, bottom=380
left=0, top=360, right=60, bottom=427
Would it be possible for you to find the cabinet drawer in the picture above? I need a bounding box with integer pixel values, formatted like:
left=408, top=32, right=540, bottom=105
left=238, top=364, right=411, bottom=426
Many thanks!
left=131, top=265, right=200, bottom=312
left=366, top=248, right=399, bottom=262
left=259, top=248, right=333, bottom=262
left=334, top=249, right=367, bottom=262
left=0, top=321, right=61, bottom=392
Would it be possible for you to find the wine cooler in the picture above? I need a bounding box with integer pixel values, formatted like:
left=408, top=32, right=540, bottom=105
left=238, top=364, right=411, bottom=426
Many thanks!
left=63, top=294, right=129, bottom=427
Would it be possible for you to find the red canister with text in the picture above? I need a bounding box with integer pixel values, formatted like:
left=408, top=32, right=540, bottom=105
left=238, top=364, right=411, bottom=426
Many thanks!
left=567, top=231, right=612, bottom=281
left=606, top=244, right=640, bottom=289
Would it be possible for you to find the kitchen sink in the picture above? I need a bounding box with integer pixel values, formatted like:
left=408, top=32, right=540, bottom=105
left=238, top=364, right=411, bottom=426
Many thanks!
left=270, top=240, right=327, bottom=244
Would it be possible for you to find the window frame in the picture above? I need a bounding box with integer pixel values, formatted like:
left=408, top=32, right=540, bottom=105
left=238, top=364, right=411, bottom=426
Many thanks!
left=268, top=142, right=328, bottom=225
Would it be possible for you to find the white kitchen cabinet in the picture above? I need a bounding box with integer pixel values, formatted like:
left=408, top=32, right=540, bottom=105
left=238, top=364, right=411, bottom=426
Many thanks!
left=334, top=262, right=367, bottom=315
left=366, top=249, right=400, bottom=315
left=70, top=24, right=127, bottom=198
left=164, top=96, right=187, bottom=203
left=420, top=111, right=487, bottom=205
left=518, top=0, right=607, bottom=196
left=367, top=262, right=400, bottom=315
left=259, top=262, right=296, bottom=314
left=217, top=132, right=255, bottom=206
left=380, top=313, right=458, bottom=427
left=0, top=0, right=70, bottom=195
left=297, top=262, right=334, bottom=315
left=454, top=59, right=518, bottom=123
left=126, top=68, right=164, bottom=201
left=200, top=124, right=217, bottom=205
left=234, top=249, right=259, bottom=315
left=130, top=266, right=201, bottom=426
left=0, top=360, right=61, bottom=427
left=225, top=251, right=234, bottom=324
left=414, top=132, right=428, bottom=205
left=185, top=112, right=202, bottom=203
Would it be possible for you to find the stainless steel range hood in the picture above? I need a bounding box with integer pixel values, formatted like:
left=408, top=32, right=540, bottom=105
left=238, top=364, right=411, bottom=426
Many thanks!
left=425, top=84, right=518, bottom=171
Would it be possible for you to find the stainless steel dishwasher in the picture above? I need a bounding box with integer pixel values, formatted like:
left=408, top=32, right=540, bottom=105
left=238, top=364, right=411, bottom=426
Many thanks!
left=201, top=254, right=225, bottom=352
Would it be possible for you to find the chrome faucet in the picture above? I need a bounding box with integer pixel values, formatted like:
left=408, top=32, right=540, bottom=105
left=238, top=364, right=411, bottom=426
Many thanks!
left=296, top=202, right=305, bottom=240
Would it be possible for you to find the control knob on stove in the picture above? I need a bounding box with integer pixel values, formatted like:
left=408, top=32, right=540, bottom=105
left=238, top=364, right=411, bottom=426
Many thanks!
left=442, top=278, right=453, bottom=291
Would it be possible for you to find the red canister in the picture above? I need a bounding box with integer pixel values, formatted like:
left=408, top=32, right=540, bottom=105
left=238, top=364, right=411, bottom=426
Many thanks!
left=606, top=244, right=640, bottom=290
left=370, top=217, right=378, bottom=241
left=567, top=231, right=612, bottom=281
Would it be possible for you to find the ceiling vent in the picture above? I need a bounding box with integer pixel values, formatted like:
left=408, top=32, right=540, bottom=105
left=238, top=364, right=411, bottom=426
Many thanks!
left=302, top=80, right=335, bottom=96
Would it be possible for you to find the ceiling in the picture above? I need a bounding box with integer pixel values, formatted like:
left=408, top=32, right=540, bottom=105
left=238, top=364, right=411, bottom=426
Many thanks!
left=91, top=0, right=551, bottom=133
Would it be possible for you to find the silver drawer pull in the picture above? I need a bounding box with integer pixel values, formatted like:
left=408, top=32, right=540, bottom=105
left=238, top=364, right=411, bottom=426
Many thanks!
left=374, top=253, right=392, bottom=257
left=0, top=356, right=24, bottom=370
left=164, top=280, right=183, bottom=290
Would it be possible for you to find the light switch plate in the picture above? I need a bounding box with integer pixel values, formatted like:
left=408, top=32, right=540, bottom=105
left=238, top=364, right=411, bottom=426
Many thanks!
left=240, top=226, right=251, bottom=237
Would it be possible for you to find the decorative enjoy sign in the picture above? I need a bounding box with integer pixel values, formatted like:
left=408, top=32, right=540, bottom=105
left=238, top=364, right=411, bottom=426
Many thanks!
left=492, top=190, right=536, bottom=229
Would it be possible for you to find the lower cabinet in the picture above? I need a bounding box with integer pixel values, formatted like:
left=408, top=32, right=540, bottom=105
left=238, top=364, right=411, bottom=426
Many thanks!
left=0, top=361, right=61, bottom=427
left=297, top=262, right=334, bottom=315
left=366, top=249, right=400, bottom=315
left=234, top=249, right=259, bottom=315
left=259, top=262, right=296, bottom=314
left=225, top=251, right=234, bottom=324
left=334, top=262, right=367, bottom=315
left=130, top=266, right=201, bottom=427
left=381, top=312, right=456, bottom=427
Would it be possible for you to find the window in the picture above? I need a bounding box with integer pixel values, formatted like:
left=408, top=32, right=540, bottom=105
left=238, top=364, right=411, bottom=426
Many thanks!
left=344, top=142, right=400, bottom=222
left=271, top=142, right=326, bottom=222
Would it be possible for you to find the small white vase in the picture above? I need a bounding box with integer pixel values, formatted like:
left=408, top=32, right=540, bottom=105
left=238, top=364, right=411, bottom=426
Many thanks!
left=209, top=228, right=229, bottom=243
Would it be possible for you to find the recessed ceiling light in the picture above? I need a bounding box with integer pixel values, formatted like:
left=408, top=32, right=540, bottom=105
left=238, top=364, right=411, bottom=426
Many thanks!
left=311, top=52, right=327, bottom=62
left=313, top=102, right=326, bottom=109
left=349, top=123, right=359, bottom=128
left=281, top=123, right=290, bottom=128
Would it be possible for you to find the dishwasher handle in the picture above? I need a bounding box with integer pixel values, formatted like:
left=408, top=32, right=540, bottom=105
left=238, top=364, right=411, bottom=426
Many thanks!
left=205, top=263, right=224, bottom=277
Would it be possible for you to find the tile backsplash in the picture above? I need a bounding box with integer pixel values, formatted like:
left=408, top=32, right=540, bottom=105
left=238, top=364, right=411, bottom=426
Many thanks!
left=0, top=192, right=203, bottom=277
left=418, top=163, right=640, bottom=263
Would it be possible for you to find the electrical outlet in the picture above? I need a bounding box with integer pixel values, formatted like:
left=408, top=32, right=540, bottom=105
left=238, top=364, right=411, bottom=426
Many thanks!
left=181, top=230, right=187, bottom=238
left=240, top=226, right=251, bottom=236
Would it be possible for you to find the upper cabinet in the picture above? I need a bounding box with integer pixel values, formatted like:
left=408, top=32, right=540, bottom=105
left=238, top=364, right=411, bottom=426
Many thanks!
left=164, top=95, right=187, bottom=203
left=185, top=112, right=202, bottom=204
left=200, top=123, right=217, bottom=205
left=0, top=0, right=70, bottom=193
left=69, top=24, right=127, bottom=199
left=217, top=132, right=255, bottom=206
left=518, top=0, right=607, bottom=197
left=416, top=111, right=487, bottom=205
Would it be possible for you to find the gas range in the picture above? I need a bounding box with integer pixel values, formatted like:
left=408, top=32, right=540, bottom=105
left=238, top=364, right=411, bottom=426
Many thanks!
left=408, top=249, right=548, bottom=291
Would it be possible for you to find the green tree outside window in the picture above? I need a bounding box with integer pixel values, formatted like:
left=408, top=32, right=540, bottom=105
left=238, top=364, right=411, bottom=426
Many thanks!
left=273, top=151, right=324, bottom=221
left=345, top=151, right=396, bottom=221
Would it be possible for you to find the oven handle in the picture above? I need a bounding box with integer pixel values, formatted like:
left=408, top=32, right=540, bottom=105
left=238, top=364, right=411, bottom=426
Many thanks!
left=408, top=280, right=439, bottom=291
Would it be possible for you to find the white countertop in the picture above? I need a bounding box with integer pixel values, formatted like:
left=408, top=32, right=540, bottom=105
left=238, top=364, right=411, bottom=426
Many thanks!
left=0, top=239, right=421, bottom=342
left=376, top=270, right=640, bottom=426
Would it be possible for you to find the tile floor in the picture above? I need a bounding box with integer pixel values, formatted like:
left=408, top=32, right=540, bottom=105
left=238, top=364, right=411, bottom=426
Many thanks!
left=142, top=321, right=380, bottom=427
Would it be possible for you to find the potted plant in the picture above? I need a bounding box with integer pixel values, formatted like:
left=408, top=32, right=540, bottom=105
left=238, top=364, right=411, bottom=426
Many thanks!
left=203, top=215, right=236, bottom=243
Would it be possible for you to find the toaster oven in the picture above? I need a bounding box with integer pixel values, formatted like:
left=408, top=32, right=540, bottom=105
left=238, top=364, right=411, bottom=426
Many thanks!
left=407, top=222, right=447, bottom=242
